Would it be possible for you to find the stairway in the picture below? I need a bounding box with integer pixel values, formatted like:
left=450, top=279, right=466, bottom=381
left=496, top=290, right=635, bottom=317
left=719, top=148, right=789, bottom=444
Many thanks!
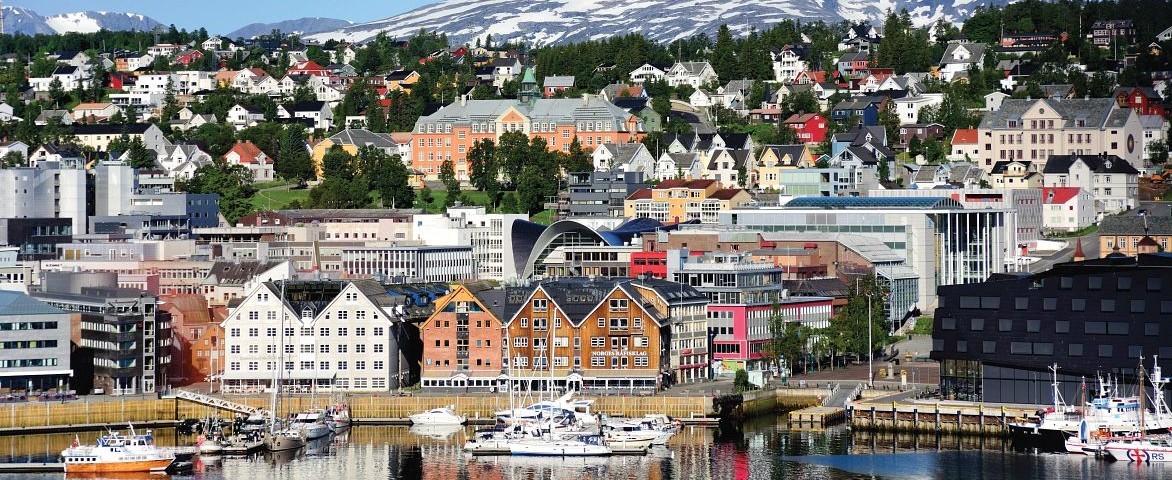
left=169, top=389, right=268, bottom=417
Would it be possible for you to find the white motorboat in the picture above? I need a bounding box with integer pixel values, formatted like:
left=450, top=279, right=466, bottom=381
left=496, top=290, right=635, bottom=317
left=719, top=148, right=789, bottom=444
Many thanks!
left=410, top=406, right=467, bottom=425
left=61, top=427, right=176, bottom=473
left=1101, top=436, right=1172, bottom=462
left=327, top=404, right=351, bottom=432
left=495, top=391, right=582, bottom=425
left=293, top=410, right=332, bottom=440
left=508, top=434, right=612, bottom=457
left=603, top=423, right=659, bottom=449
left=197, top=435, right=224, bottom=454
left=264, top=425, right=306, bottom=452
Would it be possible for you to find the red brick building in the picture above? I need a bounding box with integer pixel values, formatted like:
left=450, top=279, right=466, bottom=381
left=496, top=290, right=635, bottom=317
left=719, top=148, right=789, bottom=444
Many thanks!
left=419, top=285, right=505, bottom=391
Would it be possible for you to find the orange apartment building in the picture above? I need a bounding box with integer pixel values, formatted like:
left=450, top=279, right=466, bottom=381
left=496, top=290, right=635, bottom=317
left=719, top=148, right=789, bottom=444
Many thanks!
left=624, top=179, right=752, bottom=224
left=410, top=95, right=646, bottom=182
left=161, top=294, right=223, bottom=386
left=500, top=277, right=688, bottom=393
left=419, top=284, right=506, bottom=391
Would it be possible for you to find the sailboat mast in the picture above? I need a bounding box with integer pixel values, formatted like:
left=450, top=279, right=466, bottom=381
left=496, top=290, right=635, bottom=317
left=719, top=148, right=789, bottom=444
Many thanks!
left=1139, top=357, right=1146, bottom=439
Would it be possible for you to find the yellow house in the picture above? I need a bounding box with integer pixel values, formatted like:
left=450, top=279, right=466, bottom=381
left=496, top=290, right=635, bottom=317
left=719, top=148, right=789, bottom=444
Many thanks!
left=386, top=70, right=420, bottom=93
left=624, top=179, right=749, bottom=224
left=754, top=144, right=813, bottom=189
left=310, top=128, right=399, bottom=179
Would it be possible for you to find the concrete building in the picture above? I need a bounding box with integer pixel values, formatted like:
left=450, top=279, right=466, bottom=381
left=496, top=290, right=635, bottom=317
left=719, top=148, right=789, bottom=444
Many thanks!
left=624, top=179, right=752, bottom=224
left=0, top=291, right=72, bottom=392
left=1040, top=187, right=1096, bottom=233
left=93, top=160, right=221, bottom=231
left=0, top=218, right=73, bottom=260
left=556, top=171, right=648, bottom=221
left=875, top=188, right=1044, bottom=252
left=33, top=273, right=171, bottom=396
left=410, top=206, right=528, bottom=281
left=0, top=159, right=88, bottom=236
left=976, top=98, right=1145, bottom=172
left=722, top=197, right=1012, bottom=309
left=340, top=245, right=475, bottom=283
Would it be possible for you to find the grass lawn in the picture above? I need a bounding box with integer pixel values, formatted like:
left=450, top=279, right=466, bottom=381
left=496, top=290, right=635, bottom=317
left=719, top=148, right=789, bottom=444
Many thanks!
left=250, top=187, right=310, bottom=210
left=529, top=210, right=555, bottom=225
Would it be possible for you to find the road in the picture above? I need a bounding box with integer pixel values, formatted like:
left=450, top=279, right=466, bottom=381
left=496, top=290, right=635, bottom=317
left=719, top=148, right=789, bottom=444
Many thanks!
left=1029, top=231, right=1100, bottom=273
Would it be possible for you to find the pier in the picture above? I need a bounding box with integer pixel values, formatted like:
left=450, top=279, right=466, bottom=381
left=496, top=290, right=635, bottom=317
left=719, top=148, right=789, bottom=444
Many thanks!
left=849, top=401, right=1037, bottom=436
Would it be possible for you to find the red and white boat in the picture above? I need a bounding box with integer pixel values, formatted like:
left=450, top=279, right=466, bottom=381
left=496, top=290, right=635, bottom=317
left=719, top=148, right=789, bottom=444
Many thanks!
left=61, top=426, right=175, bottom=473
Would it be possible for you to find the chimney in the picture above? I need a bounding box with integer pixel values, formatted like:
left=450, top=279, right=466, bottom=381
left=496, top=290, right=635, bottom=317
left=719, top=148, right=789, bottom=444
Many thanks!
left=460, top=94, right=467, bottom=107
left=582, top=93, right=591, bottom=106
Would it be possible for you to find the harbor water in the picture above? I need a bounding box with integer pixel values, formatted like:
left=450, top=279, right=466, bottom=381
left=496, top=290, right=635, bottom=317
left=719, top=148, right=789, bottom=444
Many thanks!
left=0, top=415, right=1167, bottom=479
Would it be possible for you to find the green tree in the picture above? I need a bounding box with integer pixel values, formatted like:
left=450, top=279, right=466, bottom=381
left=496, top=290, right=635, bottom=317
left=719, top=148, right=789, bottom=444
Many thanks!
left=1, top=151, right=24, bottom=168
left=467, top=139, right=498, bottom=191
left=357, top=146, right=414, bottom=209
left=321, top=145, right=356, bottom=180
left=563, top=137, right=593, bottom=173
left=176, top=160, right=257, bottom=224
left=188, top=122, right=236, bottom=157
left=495, top=131, right=531, bottom=185
left=733, top=369, right=751, bottom=392
left=307, top=177, right=370, bottom=209
left=418, top=186, right=434, bottom=208
left=108, top=136, right=157, bottom=169
left=515, top=138, right=561, bottom=214
left=48, top=78, right=67, bottom=106
left=276, top=125, right=314, bottom=184
left=440, top=159, right=461, bottom=208
left=825, top=273, right=890, bottom=369
left=711, top=25, right=738, bottom=81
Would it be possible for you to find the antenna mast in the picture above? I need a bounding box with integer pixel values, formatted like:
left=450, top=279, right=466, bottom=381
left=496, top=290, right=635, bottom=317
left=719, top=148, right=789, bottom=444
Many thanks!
left=1, top=0, right=5, bottom=36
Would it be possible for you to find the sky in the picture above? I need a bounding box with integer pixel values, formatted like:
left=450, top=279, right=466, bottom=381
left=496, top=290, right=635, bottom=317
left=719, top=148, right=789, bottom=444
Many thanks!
left=8, top=0, right=435, bottom=34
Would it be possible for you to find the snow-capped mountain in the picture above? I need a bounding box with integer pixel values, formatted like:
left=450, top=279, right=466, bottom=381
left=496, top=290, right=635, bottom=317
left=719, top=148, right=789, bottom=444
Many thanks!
left=226, top=17, right=354, bottom=40
left=305, top=0, right=1011, bottom=46
left=2, top=7, right=162, bottom=35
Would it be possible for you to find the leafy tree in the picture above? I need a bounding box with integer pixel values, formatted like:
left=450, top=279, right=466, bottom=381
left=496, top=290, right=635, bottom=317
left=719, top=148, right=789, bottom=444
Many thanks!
left=291, top=80, right=316, bottom=104
left=1, top=151, right=24, bottom=168
left=907, top=135, right=923, bottom=158
left=236, top=122, right=283, bottom=161
left=495, top=131, right=531, bottom=185
left=733, top=369, right=751, bottom=392
left=176, top=160, right=257, bottom=224
left=923, top=137, right=948, bottom=163
left=357, top=146, right=414, bottom=209
left=418, top=186, right=434, bottom=208
left=467, top=139, right=498, bottom=190
left=440, top=159, right=461, bottom=208
left=563, top=137, right=593, bottom=173
left=48, top=78, right=67, bottom=106
left=307, top=177, right=370, bottom=209
left=763, top=310, right=812, bottom=376
left=825, top=273, right=890, bottom=369
left=515, top=138, right=561, bottom=214
left=188, top=122, right=236, bottom=158
left=306, top=45, right=331, bottom=66
left=321, top=145, right=356, bottom=180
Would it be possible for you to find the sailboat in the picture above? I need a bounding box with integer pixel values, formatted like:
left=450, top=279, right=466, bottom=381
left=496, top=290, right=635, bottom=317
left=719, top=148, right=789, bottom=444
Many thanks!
left=265, top=281, right=307, bottom=452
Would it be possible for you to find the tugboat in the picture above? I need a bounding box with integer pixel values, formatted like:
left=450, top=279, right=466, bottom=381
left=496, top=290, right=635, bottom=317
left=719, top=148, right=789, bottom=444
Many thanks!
left=61, top=426, right=176, bottom=473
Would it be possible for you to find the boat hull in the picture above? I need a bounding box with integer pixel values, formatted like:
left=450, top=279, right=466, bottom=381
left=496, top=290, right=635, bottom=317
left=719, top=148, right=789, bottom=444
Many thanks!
left=63, top=458, right=174, bottom=473
left=264, top=434, right=306, bottom=452
left=508, top=442, right=611, bottom=457
left=409, top=414, right=466, bottom=426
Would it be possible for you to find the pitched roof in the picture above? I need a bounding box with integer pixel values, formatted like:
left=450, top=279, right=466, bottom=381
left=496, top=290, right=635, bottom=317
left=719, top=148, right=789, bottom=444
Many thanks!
left=625, top=188, right=652, bottom=200
left=73, top=102, right=113, bottom=111
left=1040, top=187, right=1083, bottom=205
left=1042, top=154, right=1140, bottom=175
left=205, top=261, right=285, bottom=286
left=990, top=160, right=1034, bottom=174
left=951, top=128, right=978, bottom=145
left=161, top=294, right=212, bottom=324
left=1099, top=215, right=1172, bottom=236
left=327, top=129, right=397, bottom=148
left=980, top=98, right=1130, bottom=130
left=283, top=100, right=326, bottom=112
left=940, top=42, right=987, bottom=65
left=600, top=142, right=647, bottom=166
left=224, top=141, right=267, bottom=164
left=709, top=188, right=746, bottom=200
left=416, top=97, right=635, bottom=131
left=760, top=145, right=808, bottom=166
left=671, top=61, right=713, bottom=76
left=708, top=149, right=751, bottom=170
left=782, top=113, right=821, bottom=124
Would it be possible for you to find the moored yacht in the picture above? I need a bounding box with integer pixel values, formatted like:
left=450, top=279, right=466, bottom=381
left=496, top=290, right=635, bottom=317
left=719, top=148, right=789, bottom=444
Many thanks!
left=409, top=406, right=467, bottom=426
left=61, top=426, right=176, bottom=473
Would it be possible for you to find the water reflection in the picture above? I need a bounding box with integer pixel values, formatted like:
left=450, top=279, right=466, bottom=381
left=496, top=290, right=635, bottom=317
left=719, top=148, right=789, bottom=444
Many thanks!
left=0, top=417, right=1168, bottom=480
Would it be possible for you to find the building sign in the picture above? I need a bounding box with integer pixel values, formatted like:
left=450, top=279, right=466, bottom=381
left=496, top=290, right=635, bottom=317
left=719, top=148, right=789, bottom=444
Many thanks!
left=595, top=350, right=647, bottom=356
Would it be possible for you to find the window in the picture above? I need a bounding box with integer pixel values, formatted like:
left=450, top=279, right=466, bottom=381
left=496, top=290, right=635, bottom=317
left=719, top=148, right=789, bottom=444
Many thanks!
left=356, top=361, right=366, bottom=370
left=373, top=361, right=384, bottom=370
left=634, top=356, right=649, bottom=367
left=373, top=327, right=384, bottom=336
left=356, top=327, right=366, bottom=336
left=266, top=328, right=277, bottom=337
left=230, top=345, right=240, bottom=354
left=597, top=318, right=605, bottom=328
left=230, top=328, right=240, bottom=337
left=374, top=344, right=384, bottom=353
left=633, top=318, right=643, bottom=329
left=356, top=344, right=366, bottom=353
left=337, top=361, right=347, bottom=370
left=610, top=318, right=628, bottom=330
left=248, top=328, right=258, bottom=337
left=320, top=361, right=329, bottom=370
left=320, top=344, right=330, bottom=354
left=249, top=345, right=258, bottom=354
left=337, top=344, right=348, bottom=353
left=532, top=299, right=548, bottom=312
left=319, top=327, right=330, bottom=336
left=591, top=356, right=605, bottom=367
left=230, top=362, right=240, bottom=371
left=338, top=328, right=348, bottom=336
left=970, top=318, right=984, bottom=331
left=610, top=299, right=628, bottom=311
left=300, top=361, right=314, bottom=370
left=590, top=337, right=605, bottom=347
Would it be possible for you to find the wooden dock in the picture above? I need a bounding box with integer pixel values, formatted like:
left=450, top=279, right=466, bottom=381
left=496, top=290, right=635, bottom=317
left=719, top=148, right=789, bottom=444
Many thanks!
left=787, top=406, right=847, bottom=427
left=850, top=401, right=1037, bottom=436
left=0, top=463, right=64, bottom=473
left=0, top=420, right=178, bottom=435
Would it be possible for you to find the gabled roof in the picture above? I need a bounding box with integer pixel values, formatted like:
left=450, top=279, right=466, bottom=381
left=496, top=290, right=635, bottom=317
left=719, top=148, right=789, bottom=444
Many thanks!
left=161, top=294, right=212, bottom=324
left=327, top=128, right=396, bottom=148
left=979, top=98, right=1129, bottom=130
left=385, top=69, right=417, bottom=81
left=205, top=261, right=285, bottom=286
left=1042, top=154, right=1139, bottom=175
left=283, top=100, right=326, bottom=112
left=655, top=178, right=717, bottom=190
left=717, top=132, right=751, bottom=150
left=670, top=61, right=714, bottom=76
left=708, top=149, right=750, bottom=170
left=940, top=42, right=987, bottom=65
left=1040, top=187, right=1083, bottom=205
left=600, top=142, right=647, bottom=166
left=947, top=162, right=984, bottom=184
left=990, top=160, right=1034, bottom=174
left=951, top=128, right=978, bottom=145
left=709, top=188, right=746, bottom=200
left=51, top=65, right=78, bottom=75
left=782, top=113, right=822, bottom=124
left=760, top=145, right=808, bottom=166
left=224, top=141, right=267, bottom=164
left=625, top=188, right=652, bottom=200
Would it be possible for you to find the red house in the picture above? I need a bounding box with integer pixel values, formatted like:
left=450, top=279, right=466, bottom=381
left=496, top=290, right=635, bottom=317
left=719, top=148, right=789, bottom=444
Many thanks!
left=781, top=113, right=829, bottom=144
left=108, top=72, right=136, bottom=91
left=173, top=50, right=204, bottom=67
left=1114, top=87, right=1166, bottom=117
left=630, top=251, right=669, bottom=279
left=287, top=60, right=329, bottom=77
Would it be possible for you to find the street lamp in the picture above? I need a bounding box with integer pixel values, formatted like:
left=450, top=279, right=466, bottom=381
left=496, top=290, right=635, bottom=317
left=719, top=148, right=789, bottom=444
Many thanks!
left=867, top=289, right=873, bottom=388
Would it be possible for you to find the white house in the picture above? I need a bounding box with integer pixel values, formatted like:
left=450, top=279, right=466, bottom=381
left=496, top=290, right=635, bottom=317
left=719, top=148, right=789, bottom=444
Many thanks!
left=1042, top=154, right=1139, bottom=218
left=689, top=89, right=716, bottom=109
left=893, top=93, right=944, bottom=125
left=665, top=62, right=718, bottom=89
left=277, top=101, right=334, bottom=130
left=228, top=104, right=265, bottom=130
left=984, top=91, right=1010, bottom=111
left=491, top=57, right=522, bottom=88
left=654, top=152, right=702, bottom=180
left=592, top=142, right=655, bottom=175
left=938, top=42, right=987, bottom=82
left=29, top=65, right=85, bottom=92
left=223, top=141, right=274, bottom=182
left=0, top=140, right=29, bottom=162
left=771, top=46, right=809, bottom=83
left=629, top=63, right=666, bottom=84
left=1040, top=187, right=1097, bottom=232
left=0, top=102, right=17, bottom=122
left=154, top=144, right=212, bottom=179
left=220, top=280, right=409, bottom=393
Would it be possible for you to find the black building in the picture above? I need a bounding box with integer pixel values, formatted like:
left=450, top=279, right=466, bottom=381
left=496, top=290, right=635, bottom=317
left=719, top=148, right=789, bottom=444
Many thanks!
left=0, top=218, right=73, bottom=260
left=555, top=170, right=648, bottom=221
left=932, top=253, right=1172, bottom=404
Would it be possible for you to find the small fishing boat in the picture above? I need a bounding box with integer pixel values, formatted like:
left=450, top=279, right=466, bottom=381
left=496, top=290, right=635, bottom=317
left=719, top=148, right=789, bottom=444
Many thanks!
left=61, top=426, right=176, bottom=473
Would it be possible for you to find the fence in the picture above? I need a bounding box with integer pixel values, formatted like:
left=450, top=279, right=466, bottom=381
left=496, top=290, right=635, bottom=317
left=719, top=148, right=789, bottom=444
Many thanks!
left=0, top=393, right=716, bottom=432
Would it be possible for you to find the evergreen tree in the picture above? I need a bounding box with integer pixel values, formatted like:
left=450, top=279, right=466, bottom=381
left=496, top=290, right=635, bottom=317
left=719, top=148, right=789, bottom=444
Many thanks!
left=276, top=125, right=314, bottom=184
left=563, top=137, right=593, bottom=173
left=711, top=25, right=738, bottom=82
